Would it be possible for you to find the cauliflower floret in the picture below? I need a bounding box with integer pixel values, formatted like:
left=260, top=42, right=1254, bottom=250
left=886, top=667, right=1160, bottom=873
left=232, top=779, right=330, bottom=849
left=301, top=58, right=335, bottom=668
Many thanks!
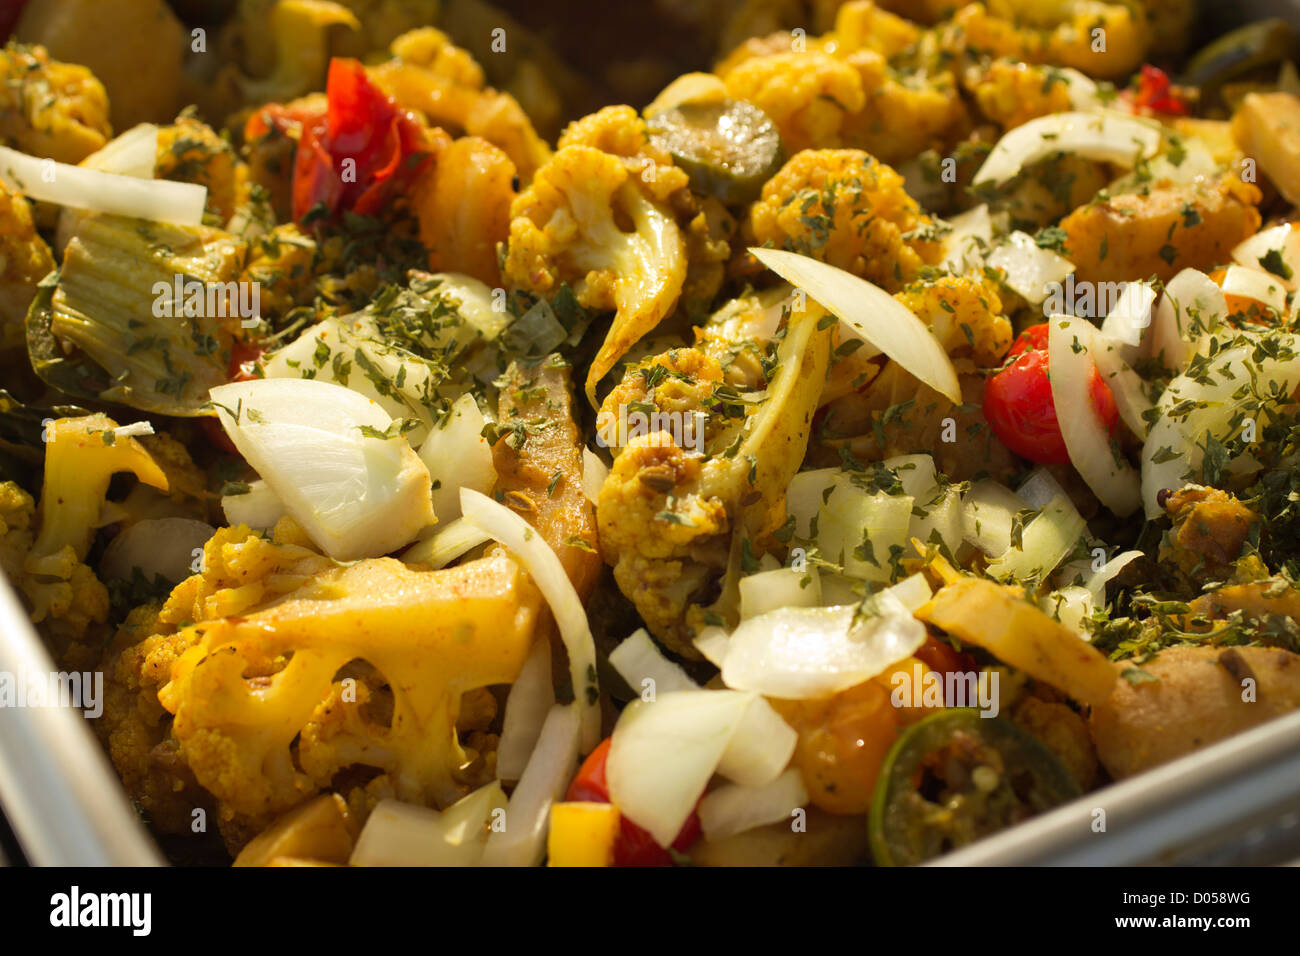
left=369, top=27, right=551, bottom=180
left=717, top=5, right=969, bottom=163
left=156, top=114, right=251, bottom=226
left=556, top=105, right=691, bottom=204
left=0, top=42, right=111, bottom=165
left=944, top=2, right=1147, bottom=81
left=17, top=415, right=169, bottom=644
left=747, top=149, right=943, bottom=291
left=1061, top=175, right=1262, bottom=284
left=968, top=59, right=1076, bottom=131
left=1158, top=486, right=1259, bottom=591
left=0, top=180, right=55, bottom=349
left=99, top=521, right=335, bottom=836
left=721, top=51, right=866, bottom=155
left=0, top=481, right=35, bottom=583
left=503, top=144, right=687, bottom=404
left=895, top=274, right=1012, bottom=368
left=240, top=223, right=319, bottom=322
left=596, top=306, right=833, bottom=656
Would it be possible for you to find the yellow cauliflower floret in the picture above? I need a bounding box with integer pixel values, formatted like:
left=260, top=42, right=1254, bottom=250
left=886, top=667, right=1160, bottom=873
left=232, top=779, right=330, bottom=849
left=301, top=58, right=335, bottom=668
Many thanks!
left=838, top=51, right=969, bottom=166
left=503, top=144, right=686, bottom=403
left=16, top=415, right=168, bottom=644
left=895, top=274, right=1012, bottom=368
left=747, top=149, right=943, bottom=291
left=99, top=521, right=335, bottom=836
left=833, top=1, right=924, bottom=59
left=156, top=115, right=250, bottom=225
left=722, top=51, right=866, bottom=155
left=370, top=27, right=551, bottom=181
left=0, top=481, right=35, bottom=582
left=557, top=105, right=691, bottom=204
left=596, top=307, right=833, bottom=656
left=0, top=42, right=111, bottom=165
left=946, top=2, right=1147, bottom=81
left=969, top=59, right=1076, bottom=131
left=240, top=224, right=319, bottom=321
left=0, top=179, right=55, bottom=348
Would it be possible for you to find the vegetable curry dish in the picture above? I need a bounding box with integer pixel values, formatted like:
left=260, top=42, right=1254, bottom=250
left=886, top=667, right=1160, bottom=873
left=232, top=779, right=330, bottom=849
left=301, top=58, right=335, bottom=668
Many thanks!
left=2, top=0, right=1300, bottom=867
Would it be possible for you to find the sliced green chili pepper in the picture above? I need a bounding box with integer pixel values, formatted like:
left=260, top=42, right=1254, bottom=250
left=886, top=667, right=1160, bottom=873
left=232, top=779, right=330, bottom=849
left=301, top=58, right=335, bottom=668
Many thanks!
left=869, top=708, right=1080, bottom=866
left=1182, top=19, right=1296, bottom=95
left=647, top=99, right=783, bottom=204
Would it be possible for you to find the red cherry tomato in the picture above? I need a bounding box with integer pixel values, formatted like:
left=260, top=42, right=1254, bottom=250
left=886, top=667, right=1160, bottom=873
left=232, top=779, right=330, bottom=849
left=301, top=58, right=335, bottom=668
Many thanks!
left=291, top=58, right=434, bottom=224
left=565, top=737, right=701, bottom=866
left=1127, top=64, right=1189, bottom=116
left=983, top=323, right=1119, bottom=466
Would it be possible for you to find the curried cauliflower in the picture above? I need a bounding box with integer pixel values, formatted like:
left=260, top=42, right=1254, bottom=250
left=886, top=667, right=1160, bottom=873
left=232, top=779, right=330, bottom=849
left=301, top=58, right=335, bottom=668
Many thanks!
left=1061, top=175, right=1262, bottom=284
left=156, top=115, right=252, bottom=227
left=18, top=415, right=169, bottom=645
left=0, top=42, right=111, bottom=165
left=503, top=144, right=687, bottom=404
left=746, top=149, right=944, bottom=291
left=0, top=179, right=55, bottom=349
left=0, top=481, right=34, bottom=584
left=369, top=27, right=552, bottom=181
left=968, top=59, right=1076, bottom=131
left=596, top=305, right=833, bottom=656
left=943, top=2, right=1148, bottom=81
left=99, top=520, right=336, bottom=836
left=716, top=4, right=969, bottom=163
left=895, top=273, right=1012, bottom=368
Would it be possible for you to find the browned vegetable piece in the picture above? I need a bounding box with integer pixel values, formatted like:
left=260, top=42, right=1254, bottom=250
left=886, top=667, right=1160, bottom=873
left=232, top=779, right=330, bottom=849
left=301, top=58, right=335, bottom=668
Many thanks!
left=1090, top=644, right=1300, bottom=779
left=917, top=577, right=1118, bottom=706
left=233, top=793, right=356, bottom=867
left=1231, top=91, right=1300, bottom=205
left=1061, top=177, right=1262, bottom=284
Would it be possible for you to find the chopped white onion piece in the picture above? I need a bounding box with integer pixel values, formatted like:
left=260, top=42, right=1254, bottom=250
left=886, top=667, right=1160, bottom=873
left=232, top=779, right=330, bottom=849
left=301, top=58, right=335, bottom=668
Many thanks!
left=1140, top=339, right=1300, bottom=516
left=1084, top=548, right=1143, bottom=601
left=610, top=628, right=699, bottom=696
left=1148, top=268, right=1226, bottom=372
left=582, top=447, right=609, bottom=504
left=100, top=517, right=215, bottom=585
left=973, top=111, right=1162, bottom=188
left=1232, top=223, right=1300, bottom=293
left=962, top=479, right=1026, bottom=557
left=939, top=204, right=992, bottom=274
left=606, top=690, right=754, bottom=848
left=1218, top=265, right=1288, bottom=317
left=0, top=144, right=205, bottom=225
left=210, top=379, right=434, bottom=560
left=1090, top=334, right=1154, bottom=439
left=350, top=784, right=507, bottom=866
left=419, top=393, right=495, bottom=522
left=461, top=488, right=600, bottom=752
left=883, top=453, right=939, bottom=498
left=1015, top=467, right=1069, bottom=510
left=222, top=479, right=286, bottom=531
left=715, top=695, right=799, bottom=787
left=495, top=636, right=556, bottom=782
left=720, top=598, right=925, bottom=700
left=739, top=567, right=821, bottom=619
left=698, top=768, right=808, bottom=842
left=693, top=626, right=731, bottom=667
left=986, top=231, right=1075, bottom=305
left=481, top=703, right=581, bottom=867
left=748, top=247, right=961, bottom=402
left=1040, top=585, right=1095, bottom=638
left=1047, top=316, right=1142, bottom=515
left=1100, top=280, right=1158, bottom=350
left=985, top=494, right=1087, bottom=583
left=400, top=517, right=491, bottom=569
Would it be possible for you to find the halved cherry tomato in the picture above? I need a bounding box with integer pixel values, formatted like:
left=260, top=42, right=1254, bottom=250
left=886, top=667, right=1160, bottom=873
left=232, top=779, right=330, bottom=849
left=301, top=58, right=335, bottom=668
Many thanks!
left=565, top=737, right=701, bottom=866
left=1127, top=64, right=1189, bottom=116
left=291, top=58, right=434, bottom=223
left=983, top=323, right=1119, bottom=465
left=913, top=636, right=977, bottom=687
